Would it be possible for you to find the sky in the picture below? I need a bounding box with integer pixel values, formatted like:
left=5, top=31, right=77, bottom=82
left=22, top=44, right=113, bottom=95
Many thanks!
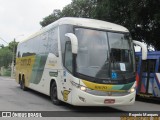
left=0, top=0, right=71, bottom=46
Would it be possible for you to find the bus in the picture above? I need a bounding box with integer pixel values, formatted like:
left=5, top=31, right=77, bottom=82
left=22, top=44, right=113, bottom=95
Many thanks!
left=15, top=17, right=147, bottom=106
left=136, top=51, right=160, bottom=100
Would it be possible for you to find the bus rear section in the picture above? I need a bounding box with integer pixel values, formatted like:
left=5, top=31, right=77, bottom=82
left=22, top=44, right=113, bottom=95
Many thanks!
left=136, top=51, right=160, bottom=99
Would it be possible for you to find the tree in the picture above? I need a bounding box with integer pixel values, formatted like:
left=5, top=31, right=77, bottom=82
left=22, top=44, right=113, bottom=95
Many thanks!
left=8, top=39, right=18, bottom=53
left=40, top=0, right=96, bottom=27
left=131, top=0, right=160, bottom=50
left=40, top=9, right=62, bottom=27
left=61, top=0, right=96, bottom=18
left=0, top=44, right=4, bottom=48
left=0, top=40, right=18, bottom=68
left=40, top=0, right=160, bottom=50
left=94, top=0, right=160, bottom=50
left=0, top=47, right=12, bottom=68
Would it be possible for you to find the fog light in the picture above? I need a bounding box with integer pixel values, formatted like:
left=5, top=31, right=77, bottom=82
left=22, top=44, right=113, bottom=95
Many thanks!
left=80, top=86, right=86, bottom=91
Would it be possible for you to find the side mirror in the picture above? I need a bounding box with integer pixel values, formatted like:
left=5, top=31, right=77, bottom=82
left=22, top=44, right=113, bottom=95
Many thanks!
left=133, top=40, right=147, bottom=60
left=65, top=33, right=78, bottom=54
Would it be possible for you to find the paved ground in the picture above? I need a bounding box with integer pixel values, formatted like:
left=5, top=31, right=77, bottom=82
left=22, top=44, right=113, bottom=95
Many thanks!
left=0, top=76, right=159, bottom=120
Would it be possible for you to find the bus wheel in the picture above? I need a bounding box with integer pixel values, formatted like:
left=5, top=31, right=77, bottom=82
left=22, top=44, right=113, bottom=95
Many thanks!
left=19, top=75, right=23, bottom=89
left=21, top=77, right=27, bottom=91
left=50, top=82, right=61, bottom=105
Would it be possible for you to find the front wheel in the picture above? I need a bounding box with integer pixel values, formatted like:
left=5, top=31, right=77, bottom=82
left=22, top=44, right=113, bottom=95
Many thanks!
left=50, top=82, right=61, bottom=105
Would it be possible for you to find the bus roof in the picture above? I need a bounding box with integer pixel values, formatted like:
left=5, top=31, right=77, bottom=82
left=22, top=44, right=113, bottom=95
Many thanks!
left=20, top=17, right=129, bottom=43
left=59, top=17, right=128, bottom=31
left=45, top=17, right=128, bottom=32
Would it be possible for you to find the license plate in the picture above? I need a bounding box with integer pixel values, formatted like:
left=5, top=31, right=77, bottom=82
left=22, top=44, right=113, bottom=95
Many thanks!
left=104, top=99, right=115, bottom=104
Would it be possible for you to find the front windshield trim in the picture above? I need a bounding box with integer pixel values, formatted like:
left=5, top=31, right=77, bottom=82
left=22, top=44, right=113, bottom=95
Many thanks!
left=76, top=72, right=135, bottom=84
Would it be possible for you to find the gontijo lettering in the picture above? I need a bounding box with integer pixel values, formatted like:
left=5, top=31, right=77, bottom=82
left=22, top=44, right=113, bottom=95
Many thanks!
left=20, top=58, right=31, bottom=66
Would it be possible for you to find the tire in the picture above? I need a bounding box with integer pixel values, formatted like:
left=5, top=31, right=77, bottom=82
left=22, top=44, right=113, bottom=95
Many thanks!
left=50, top=82, right=61, bottom=105
left=20, top=80, right=23, bottom=89
left=21, top=76, right=27, bottom=91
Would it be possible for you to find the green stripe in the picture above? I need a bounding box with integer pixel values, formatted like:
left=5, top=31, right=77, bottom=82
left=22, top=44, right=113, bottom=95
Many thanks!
left=112, top=85, right=124, bottom=90
left=30, top=54, right=48, bottom=84
left=120, top=82, right=134, bottom=90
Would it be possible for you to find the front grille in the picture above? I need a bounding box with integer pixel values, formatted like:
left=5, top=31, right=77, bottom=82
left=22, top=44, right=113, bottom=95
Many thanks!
left=86, top=89, right=129, bottom=96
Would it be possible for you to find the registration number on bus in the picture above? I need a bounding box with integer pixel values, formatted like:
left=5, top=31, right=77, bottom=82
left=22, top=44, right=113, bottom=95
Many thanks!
left=104, top=99, right=115, bottom=104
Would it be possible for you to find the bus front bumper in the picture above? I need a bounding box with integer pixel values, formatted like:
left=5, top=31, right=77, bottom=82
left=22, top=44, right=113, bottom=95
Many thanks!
left=71, top=88, right=136, bottom=106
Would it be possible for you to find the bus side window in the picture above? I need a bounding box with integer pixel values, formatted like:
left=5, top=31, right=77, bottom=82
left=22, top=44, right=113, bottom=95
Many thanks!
left=143, top=60, right=148, bottom=72
left=149, top=60, right=156, bottom=73
left=142, top=60, right=156, bottom=73
left=48, top=28, right=59, bottom=57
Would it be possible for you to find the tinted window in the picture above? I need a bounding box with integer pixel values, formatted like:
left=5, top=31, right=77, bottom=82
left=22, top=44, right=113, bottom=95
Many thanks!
left=18, top=27, right=59, bottom=57
left=75, top=28, right=109, bottom=78
left=143, top=60, right=156, bottom=73
left=47, top=28, right=58, bottom=56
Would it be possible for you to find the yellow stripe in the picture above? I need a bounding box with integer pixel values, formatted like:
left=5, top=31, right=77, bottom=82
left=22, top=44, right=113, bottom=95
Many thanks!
left=82, top=80, right=126, bottom=92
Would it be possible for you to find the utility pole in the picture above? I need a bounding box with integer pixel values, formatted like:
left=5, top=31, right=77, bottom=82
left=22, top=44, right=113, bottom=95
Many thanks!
left=0, top=35, right=23, bottom=78
left=11, top=39, right=16, bottom=78
left=11, top=35, right=23, bottom=78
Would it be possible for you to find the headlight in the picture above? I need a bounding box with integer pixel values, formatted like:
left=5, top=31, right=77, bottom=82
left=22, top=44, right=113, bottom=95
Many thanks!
left=129, top=88, right=135, bottom=93
left=80, top=86, right=87, bottom=91
left=71, top=81, right=88, bottom=91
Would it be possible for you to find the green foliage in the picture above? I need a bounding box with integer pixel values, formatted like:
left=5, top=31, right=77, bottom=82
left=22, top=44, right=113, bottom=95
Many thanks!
left=8, top=39, right=18, bottom=51
left=95, top=0, right=160, bottom=50
left=61, top=0, right=96, bottom=18
left=0, top=40, right=18, bottom=68
left=0, top=44, right=4, bottom=48
left=0, top=47, right=12, bottom=68
left=40, top=0, right=160, bottom=50
left=40, top=9, right=61, bottom=27
left=40, top=0, right=97, bottom=27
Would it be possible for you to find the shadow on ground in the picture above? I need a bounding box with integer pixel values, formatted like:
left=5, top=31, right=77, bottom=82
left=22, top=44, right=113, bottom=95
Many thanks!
left=19, top=86, right=126, bottom=113
left=136, top=95, right=160, bottom=104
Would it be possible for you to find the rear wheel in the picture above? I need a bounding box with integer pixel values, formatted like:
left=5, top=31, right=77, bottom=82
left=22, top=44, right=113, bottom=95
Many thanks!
left=20, top=76, right=27, bottom=91
left=50, top=82, right=61, bottom=105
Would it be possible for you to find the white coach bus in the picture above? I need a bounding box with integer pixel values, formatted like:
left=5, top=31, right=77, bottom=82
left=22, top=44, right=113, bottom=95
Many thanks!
left=15, top=17, right=147, bottom=106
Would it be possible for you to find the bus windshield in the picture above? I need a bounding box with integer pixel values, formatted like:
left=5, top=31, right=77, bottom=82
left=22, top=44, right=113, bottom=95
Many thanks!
left=75, top=28, right=135, bottom=81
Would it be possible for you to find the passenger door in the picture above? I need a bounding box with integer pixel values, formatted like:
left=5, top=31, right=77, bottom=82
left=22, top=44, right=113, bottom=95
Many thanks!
left=139, top=59, right=156, bottom=95
left=60, top=41, right=73, bottom=103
